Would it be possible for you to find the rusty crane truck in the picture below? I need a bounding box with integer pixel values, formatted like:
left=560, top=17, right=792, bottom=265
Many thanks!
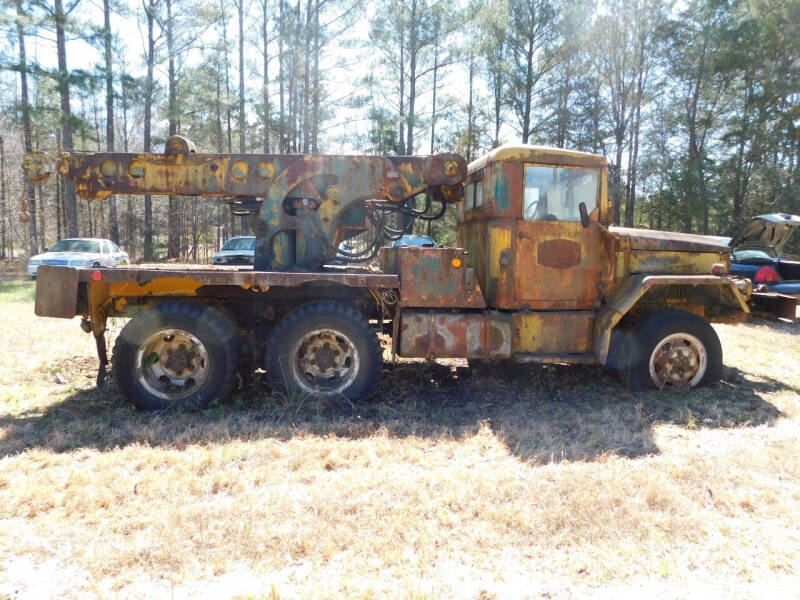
left=22, top=139, right=792, bottom=410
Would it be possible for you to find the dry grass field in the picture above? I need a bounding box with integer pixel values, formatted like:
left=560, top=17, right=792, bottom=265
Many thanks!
left=1, top=276, right=799, bottom=599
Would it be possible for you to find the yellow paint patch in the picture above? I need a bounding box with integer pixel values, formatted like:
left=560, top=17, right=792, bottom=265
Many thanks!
left=513, top=312, right=594, bottom=354
left=109, top=277, right=204, bottom=298
left=630, top=251, right=719, bottom=275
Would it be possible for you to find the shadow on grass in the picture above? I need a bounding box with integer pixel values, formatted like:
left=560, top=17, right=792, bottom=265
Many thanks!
left=1, top=356, right=792, bottom=463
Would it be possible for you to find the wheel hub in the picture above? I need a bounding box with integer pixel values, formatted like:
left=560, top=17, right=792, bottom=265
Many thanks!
left=648, top=332, right=707, bottom=388
left=294, top=328, right=359, bottom=394
left=136, top=329, right=210, bottom=401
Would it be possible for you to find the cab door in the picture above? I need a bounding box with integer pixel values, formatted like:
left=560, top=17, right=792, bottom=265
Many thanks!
left=514, top=163, right=605, bottom=309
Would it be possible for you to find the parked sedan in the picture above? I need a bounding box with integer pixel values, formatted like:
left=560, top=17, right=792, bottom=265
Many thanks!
left=27, top=238, right=129, bottom=278
left=728, top=213, right=800, bottom=297
left=212, top=236, right=255, bottom=265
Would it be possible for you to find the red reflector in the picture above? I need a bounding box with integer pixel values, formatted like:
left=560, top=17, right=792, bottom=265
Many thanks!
left=711, top=263, right=726, bottom=276
left=754, top=265, right=780, bottom=283
left=91, top=270, right=103, bottom=281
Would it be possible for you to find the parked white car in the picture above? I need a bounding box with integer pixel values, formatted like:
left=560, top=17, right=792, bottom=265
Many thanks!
left=212, top=236, right=255, bottom=265
left=27, top=238, right=129, bottom=278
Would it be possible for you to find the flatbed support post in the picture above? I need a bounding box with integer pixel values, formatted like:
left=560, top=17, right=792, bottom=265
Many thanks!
left=94, top=330, right=109, bottom=387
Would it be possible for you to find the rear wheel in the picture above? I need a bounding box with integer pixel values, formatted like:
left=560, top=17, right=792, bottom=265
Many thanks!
left=624, top=309, right=722, bottom=390
left=264, top=301, right=382, bottom=400
left=112, top=302, right=240, bottom=410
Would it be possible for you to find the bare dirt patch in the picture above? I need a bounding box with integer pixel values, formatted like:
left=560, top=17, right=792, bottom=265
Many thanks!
left=1, top=278, right=799, bottom=598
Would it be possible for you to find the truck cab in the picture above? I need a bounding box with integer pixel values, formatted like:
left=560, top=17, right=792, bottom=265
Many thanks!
left=458, top=145, right=611, bottom=312
left=387, top=144, right=755, bottom=387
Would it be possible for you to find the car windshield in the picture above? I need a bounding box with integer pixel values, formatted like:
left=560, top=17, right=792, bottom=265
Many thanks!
left=392, top=235, right=437, bottom=247
left=49, top=240, right=100, bottom=253
left=733, top=248, right=775, bottom=261
left=222, top=237, right=255, bottom=251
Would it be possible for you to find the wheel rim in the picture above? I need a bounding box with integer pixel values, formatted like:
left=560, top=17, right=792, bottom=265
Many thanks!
left=648, top=332, right=707, bottom=388
left=292, top=328, right=360, bottom=395
left=135, top=328, right=210, bottom=401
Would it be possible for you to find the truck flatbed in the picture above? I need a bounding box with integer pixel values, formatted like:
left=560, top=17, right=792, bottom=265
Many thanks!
left=34, top=264, right=399, bottom=320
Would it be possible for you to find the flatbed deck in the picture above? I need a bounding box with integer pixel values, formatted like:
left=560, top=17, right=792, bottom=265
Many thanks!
left=66, top=264, right=399, bottom=288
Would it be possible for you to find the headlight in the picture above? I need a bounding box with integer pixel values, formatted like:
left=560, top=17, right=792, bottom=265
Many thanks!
left=213, top=256, right=226, bottom=264
left=28, top=258, right=41, bottom=266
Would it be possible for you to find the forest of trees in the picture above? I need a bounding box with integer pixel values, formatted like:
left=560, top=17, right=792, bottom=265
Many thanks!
left=0, top=0, right=798, bottom=262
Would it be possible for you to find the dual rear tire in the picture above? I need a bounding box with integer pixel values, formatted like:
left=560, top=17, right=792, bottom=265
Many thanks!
left=112, top=300, right=382, bottom=410
left=112, top=302, right=240, bottom=410
left=263, top=301, right=383, bottom=401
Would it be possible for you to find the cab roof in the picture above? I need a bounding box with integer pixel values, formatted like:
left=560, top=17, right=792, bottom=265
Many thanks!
left=468, top=144, right=607, bottom=174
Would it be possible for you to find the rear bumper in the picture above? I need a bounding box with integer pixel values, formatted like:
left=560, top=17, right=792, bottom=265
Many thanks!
left=750, top=290, right=798, bottom=320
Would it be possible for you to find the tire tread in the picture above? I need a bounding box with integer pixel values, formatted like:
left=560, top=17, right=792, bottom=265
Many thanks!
left=264, top=300, right=381, bottom=400
left=112, top=301, right=240, bottom=410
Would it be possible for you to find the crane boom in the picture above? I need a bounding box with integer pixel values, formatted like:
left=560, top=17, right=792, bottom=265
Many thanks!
left=23, top=135, right=467, bottom=271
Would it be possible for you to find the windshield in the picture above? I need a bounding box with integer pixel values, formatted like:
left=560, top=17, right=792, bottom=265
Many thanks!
left=49, top=240, right=100, bottom=253
left=222, top=237, right=255, bottom=251
left=732, top=248, right=776, bottom=261
left=523, top=165, right=599, bottom=222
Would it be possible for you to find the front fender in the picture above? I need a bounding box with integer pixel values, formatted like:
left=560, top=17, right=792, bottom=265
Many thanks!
left=594, top=275, right=750, bottom=364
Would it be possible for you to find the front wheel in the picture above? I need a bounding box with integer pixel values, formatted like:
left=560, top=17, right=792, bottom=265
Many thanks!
left=264, top=300, right=382, bottom=400
left=624, top=309, right=722, bottom=390
left=112, top=302, right=240, bottom=410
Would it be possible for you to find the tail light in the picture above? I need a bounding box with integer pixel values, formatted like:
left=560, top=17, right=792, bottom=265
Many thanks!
left=711, top=263, right=726, bottom=276
left=754, top=265, right=780, bottom=283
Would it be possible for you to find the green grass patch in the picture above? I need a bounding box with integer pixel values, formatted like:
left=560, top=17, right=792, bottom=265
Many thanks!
left=0, top=279, right=35, bottom=303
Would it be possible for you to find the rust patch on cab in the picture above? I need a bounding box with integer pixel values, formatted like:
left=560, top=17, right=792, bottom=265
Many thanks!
left=536, top=238, right=582, bottom=269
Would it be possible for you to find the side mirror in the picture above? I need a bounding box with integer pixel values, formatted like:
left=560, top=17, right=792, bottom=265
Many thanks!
left=578, top=202, right=590, bottom=229
left=43, top=247, right=49, bottom=252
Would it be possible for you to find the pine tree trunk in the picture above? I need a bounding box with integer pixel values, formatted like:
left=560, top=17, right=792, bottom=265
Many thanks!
left=17, top=0, right=39, bottom=253
left=143, top=0, right=156, bottom=261
left=405, top=0, right=417, bottom=154
left=311, top=0, right=319, bottom=154
left=238, top=0, right=246, bottom=153
left=104, top=0, right=120, bottom=244
left=222, top=0, right=233, bottom=152
left=467, top=53, right=474, bottom=161
left=278, top=0, right=285, bottom=152
left=54, top=0, right=78, bottom=238
left=166, top=0, right=180, bottom=260
left=430, top=37, right=438, bottom=154
left=262, top=0, right=270, bottom=154
left=398, top=28, right=405, bottom=154
left=301, top=0, right=312, bottom=153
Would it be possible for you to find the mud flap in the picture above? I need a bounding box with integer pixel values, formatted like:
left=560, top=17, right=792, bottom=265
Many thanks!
left=34, top=266, right=80, bottom=318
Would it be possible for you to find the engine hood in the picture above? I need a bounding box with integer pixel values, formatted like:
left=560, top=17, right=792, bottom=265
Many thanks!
left=728, top=213, right=800, bottom=254
left=610, top=226, right=731, bottom=253
left=213, top=249, right=255, bottom=258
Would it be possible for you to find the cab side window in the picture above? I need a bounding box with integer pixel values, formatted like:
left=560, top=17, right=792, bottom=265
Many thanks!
left=523, top=165, right=599, bottom=222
